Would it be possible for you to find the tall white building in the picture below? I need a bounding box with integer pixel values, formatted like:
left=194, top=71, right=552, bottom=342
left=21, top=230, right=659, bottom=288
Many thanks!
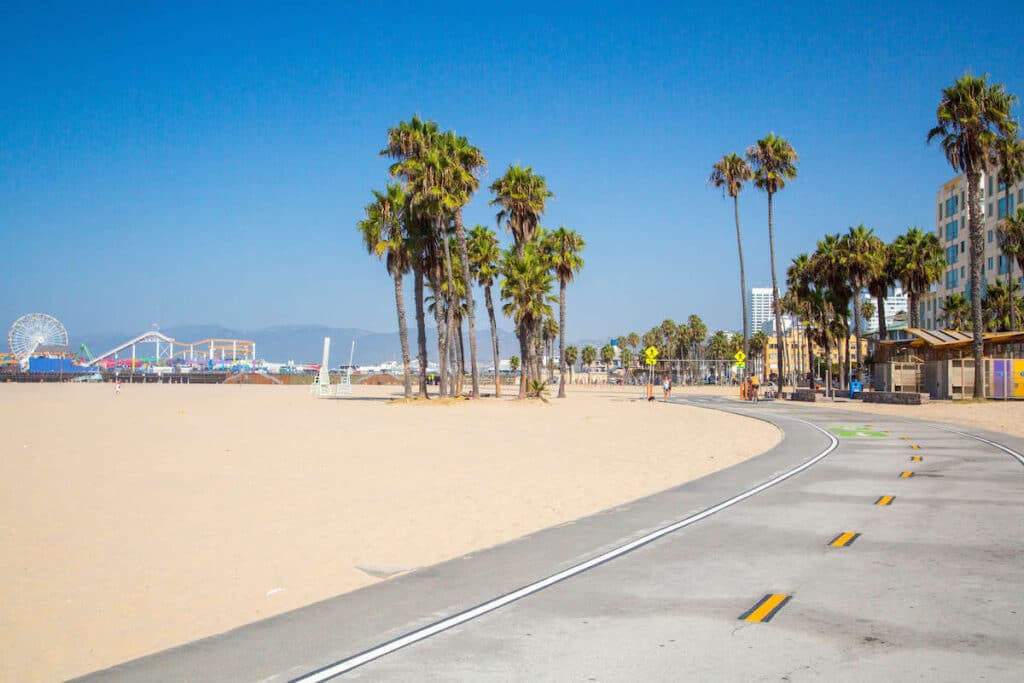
left=750, top=287, right=774, bottom=334
left=861, top=286, right=909, bottom=333
left=920, top=167, right=1024, bottom=329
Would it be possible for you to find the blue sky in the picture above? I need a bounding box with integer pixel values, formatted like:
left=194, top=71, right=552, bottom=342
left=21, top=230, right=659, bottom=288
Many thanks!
left=2, top=1, right=1022, bottom=343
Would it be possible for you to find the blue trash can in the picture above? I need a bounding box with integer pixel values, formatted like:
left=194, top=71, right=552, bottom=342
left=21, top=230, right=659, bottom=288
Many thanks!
left=849, top=380, right=862, bottom=398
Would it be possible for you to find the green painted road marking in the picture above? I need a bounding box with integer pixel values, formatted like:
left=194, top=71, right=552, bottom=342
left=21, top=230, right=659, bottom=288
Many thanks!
left=828, top=425, right=887, bottom=438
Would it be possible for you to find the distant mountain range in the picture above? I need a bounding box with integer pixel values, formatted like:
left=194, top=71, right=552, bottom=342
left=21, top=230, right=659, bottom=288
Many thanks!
left=75, top=324, right=526, bottom=365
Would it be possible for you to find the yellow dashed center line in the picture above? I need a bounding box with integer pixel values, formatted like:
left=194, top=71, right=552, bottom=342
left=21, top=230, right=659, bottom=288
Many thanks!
left=740, top=593, right=791, bottom=622
left=911, top=455, right=922, bottom=462
left=900, top=471, right=914, bottom=478
left=875, top=495, right=894, bottom=506
left=828, top=531, right=860, bottom=547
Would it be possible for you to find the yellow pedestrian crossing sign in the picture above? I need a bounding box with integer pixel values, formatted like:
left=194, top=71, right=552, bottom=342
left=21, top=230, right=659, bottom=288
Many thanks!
left=644, top=346, right=659, bottom=366
left=734, top=350, right=746, bottom=362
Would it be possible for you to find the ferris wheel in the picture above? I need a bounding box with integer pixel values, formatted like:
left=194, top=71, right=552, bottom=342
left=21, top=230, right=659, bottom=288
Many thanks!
left=8, top=313, right=69, bottom=360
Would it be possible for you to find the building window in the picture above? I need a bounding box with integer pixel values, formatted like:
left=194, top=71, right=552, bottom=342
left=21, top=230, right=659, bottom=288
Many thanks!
left=1019, top=188, right=1023, bottom=205
left=947, top=245, right=959, bottom=264
left=989, top=176, right=994, bottom=195
left=960, top=266, right=965, bottom=278
left=989, top=257, right=994, bottom=271
left=999, top=255, right=1009, bottom=275
left=945, top=220, right=959, bottom=241
left=999, top=197, right=1008, bottom=218
left=988, top=202, right=993, bottom=217
left=945, top=196, right=958, bottom=217
left=988, top=230, right=994, bottom=243
left=961, top=241, right=965, bottom=253
left=962, top=191, right=966, bottom=209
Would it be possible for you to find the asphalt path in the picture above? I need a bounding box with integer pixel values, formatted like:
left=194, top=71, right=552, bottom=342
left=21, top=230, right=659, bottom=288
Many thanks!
left=75, top=397, right=1024, bottom=682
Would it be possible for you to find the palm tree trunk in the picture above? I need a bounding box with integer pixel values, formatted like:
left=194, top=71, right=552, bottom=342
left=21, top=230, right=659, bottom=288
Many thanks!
left=877, top=292, right=887, bottom=339
left=415, top=269, right=429, bottom=398
left=967, top=169, right=985, bottom=398
left=558, top=280, right=567, bottom=398
left=439, top=218, right=457, bottom=398
left=734, top=194, right=749, bottom=360
left=842, top=325, right=850, bottom=391
left=458, top=318, right=466, bottom=394
left=430, top=268, right=448, bottom=397
left=853, top=286, right=862, bottom=381
left=484, top=285, right=500, bottom=397
left=518, top=325, right=529, bottom=398
left=453, top=209, right=480, bottom=397
left=766, top=191, right=785, bottom=386
left=393, top=271, right=412, bottom=399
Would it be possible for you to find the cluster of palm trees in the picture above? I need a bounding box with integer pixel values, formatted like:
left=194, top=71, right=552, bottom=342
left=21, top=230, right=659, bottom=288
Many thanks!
left=928, top=73, right=1021, bottom=398
left=357, top=115, right=585, bottom=400
left=709, top=134, right=799, bottom=381
left=784, top=225, right=944, bottom=390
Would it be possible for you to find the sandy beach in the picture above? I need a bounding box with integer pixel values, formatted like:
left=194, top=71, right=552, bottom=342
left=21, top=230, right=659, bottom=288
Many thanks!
left=0, top=382, right=778, bottom=682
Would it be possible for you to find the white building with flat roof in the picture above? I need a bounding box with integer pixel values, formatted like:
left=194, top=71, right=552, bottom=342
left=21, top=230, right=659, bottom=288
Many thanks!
left=750, top=287, right=774, bottom=334
left=920, top=168, right=1023, bottom=329
left=861, top=286, right=909, bottom=333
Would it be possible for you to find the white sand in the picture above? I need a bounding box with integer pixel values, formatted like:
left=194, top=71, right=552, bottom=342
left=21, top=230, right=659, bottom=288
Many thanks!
left=0, top=382, right=778, bottom=682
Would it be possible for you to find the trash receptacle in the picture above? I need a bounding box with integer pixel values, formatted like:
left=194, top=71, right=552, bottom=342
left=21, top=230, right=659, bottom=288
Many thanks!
left=849, top=380, right=862, bottom=398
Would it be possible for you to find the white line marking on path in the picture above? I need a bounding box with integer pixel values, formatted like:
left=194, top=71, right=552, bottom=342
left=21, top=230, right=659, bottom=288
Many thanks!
left=936, top=426, right=1024, bottom=467
left=291, top=407, right=838, bottom=682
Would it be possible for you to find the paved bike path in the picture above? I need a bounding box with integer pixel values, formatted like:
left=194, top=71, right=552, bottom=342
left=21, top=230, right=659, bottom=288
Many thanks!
left=76, top=398, right=1024, bottom=682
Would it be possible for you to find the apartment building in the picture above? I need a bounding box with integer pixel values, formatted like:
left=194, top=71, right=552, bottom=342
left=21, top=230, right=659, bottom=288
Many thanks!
left=862, top=286, right=909, bottom=333
left=749, top=287, right=774, bottom=334
left=921, top=168, right=1024, bottom=329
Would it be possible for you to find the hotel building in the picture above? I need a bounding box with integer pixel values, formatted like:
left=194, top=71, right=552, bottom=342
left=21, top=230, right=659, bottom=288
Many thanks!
left=920, top=168, right=1024, bottom=329
left=749, top=287, right=774, bottom=334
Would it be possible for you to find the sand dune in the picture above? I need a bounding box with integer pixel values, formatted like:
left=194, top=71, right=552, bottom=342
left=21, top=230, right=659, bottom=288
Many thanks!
left=0, top=383, right=777, bottom=681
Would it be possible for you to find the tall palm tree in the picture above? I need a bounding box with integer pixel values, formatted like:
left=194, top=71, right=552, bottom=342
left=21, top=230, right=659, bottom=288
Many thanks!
left=747, top=133, right=799, bottom=386
left=500, top=247, right=554, bottom=397
left=543, top=227, right=585, bottom=398
left=994, top=136, right=1024, bottom=330
left=490, top=165, right=554, bottom=395
left=928, top=73, right=1018, bottom=398
left=468, top=225, right=503, bottom=396
left=358, top=184, right=413, bottom=398
left=892, top=227, right=945, bottom=329
left=1000, top=207, right=1024, bottom=329
left=444, top=132, right=487, bottom=398
left=941, top=293, right=971, bottom=330
left=811, top=233, right=852, bottom=389
left=867, top=240, right=897, bottom=341
left=840, top=225, right=884, bottom=379
left=709, top=153, right=754, bottom=360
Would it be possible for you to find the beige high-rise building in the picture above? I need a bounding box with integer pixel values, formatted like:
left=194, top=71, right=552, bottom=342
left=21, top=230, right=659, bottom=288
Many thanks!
left=921, top=168, right=1024, bottom=329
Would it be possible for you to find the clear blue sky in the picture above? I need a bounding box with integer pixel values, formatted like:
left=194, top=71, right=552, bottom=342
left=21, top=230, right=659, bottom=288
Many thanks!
left=2, top=1, right=1022, bottom=343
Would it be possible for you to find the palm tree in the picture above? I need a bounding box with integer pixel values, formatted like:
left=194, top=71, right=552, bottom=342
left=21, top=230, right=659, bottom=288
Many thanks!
left=490, top=164, right=554, bottom=256
left=1000, top=207, right=1024, bottom=330
left=626, top=332, right=640, bottom=354
left=811, top=233, right=852, bottom=389
left=982, top=278, right=1023, bottom=331
left=444, top=132, right=487, bottom=398
left=544, top=227, right=585, bottom=398
left=750, top=330, right=770, bottom=381
left=892, top=227, right=945, bottom=328
left=620, top=347, right=635, bottom=382
left=564, top=345, right=579, bottom=383
left=490, top=164, right=554, bottom=395
left=358, top=184, right=413, bottom=398
left=840, top=225, right=884, bottom=379
left=500, top=248, right=554, bottom=398
left=786, top=253, right=816, bottom=381
left=995, top=136, right=1024, bottom=330
left=941, top=293, right=971, bottom=330
left=468, top=225, right=503, bottom=396
left=747, top=133, right=799, bottom=386
left=867, top=240, right=897, bottom=341
left=709, top=153, right=754, bottom=360
left=600, top=344, right=616, bottom=378
left=928, top=73, right=1019, bottom=398
left=509, top=355, right=520, bottom=375
left=581, top=345, right=598, bottom=379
